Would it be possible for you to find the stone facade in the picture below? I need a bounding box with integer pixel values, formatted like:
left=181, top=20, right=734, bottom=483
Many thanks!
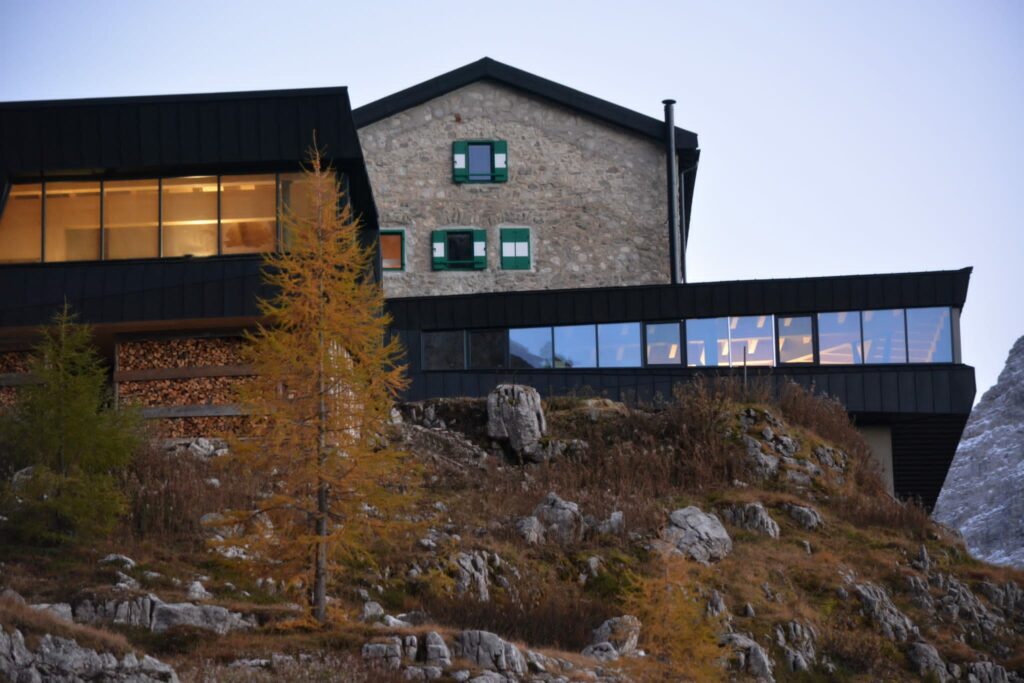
left=357, top=81, right=672, bottom=298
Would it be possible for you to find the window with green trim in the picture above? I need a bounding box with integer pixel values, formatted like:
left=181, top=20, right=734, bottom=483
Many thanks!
left=431, top=228, right=486, bottom=270
left=452, top=140, right=508, bottom=183
left=500, top=228, right=530, bottom=270
left=380, top=230, right=404, bottom=271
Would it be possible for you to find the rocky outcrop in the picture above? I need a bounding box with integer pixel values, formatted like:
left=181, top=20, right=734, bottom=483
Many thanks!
left=74, top=594, right=162, bottom=629
left=721, top=632, right=774, bottom=682
left=515, top=516, right=545, bottom=545
left=719, top=502, right=780, bottom=539
left=853, top=582, right=917, bottom=642
left=453, top=551, right=491, bottom=602
left=773, top=620, right=816, bottom=672
left=452, top=630, right=527, bottom=676
left=659, top=507, right=733, bottom=564
left=486, top=384, right=547, bottom=462
left=589, top=615, right=641, bottom=657
left=935, top=335, right=1024, bottom=569
left=150, top=602, right=253, bottom=635
left=906, top=641, right=953, bottom=682
left=531, top=493, right=584, bottom=545
left=0, top=627, right=178, bottom=682
left=782, top=503, right=824, bottom=531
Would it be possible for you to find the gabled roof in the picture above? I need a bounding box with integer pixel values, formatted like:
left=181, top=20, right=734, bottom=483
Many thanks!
left=352, top=57, right=699, bottom=151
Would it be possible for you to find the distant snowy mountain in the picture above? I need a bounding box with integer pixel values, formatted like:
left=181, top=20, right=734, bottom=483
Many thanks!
left=934, top=335, right=1024, bottom=568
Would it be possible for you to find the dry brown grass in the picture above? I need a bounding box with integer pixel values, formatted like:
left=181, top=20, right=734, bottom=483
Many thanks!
left=0, top=594, right=130, bottom=654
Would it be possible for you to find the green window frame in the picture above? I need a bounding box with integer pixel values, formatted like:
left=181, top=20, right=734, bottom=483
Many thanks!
left=500, top=227, right=530, bottom=270
left=452, top=140, right=508, bottom=183
left=380, top=229, right=405, bottom=271
left=431, top=228, right=487, bottom=270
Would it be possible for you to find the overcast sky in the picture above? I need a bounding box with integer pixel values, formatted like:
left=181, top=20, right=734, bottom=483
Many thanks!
left=1, top=0, right=1021, bottom=399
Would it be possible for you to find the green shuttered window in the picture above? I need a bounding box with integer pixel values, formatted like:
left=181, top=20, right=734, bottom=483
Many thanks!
left=432, top=228, right=487, bottom=270
left=500, top=228, right=530, bottom=270
left=452, top=140, right=508, bottom=183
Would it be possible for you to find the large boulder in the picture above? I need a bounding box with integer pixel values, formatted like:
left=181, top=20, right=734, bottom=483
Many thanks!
left=591, top=615, right=641, bottom=655
left=660, top=507, right=733, bottom=564
left=423, top=631, right=451, bottom=668
left=906, top=641, right=952, bottom=682
left=719, top=502, right=780, bottom=539
left=721, top=632, right=774, bottom=682
left=853, top=582, right=917, bottom=642
left=782, top=504, right=824, bottom=531
left=150, top=603, right=252, bottom=635
left=452, top=630, right=527, bottom=676
left=532, top=493, right=585, bottom=545
left=486, top=384, right=547, bottom=462
left=453, top=551, right=491, bottom=602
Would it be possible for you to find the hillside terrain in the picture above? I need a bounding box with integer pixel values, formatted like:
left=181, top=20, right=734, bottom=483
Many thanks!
left=2, top=380, right=1023, bottom=682
left=935, top=334, right=1024, bottom=568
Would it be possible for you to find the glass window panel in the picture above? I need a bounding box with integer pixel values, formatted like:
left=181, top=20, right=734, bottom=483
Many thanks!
left=422, top=330, right=465, bottom=370
left=862, top=309, right=907, bottom=364
left=817, top=311, right=862, bottom=365
left=510, top=327, right=553, bottom=369
left=0, top=183, right=42, bottom=263
left=161, top=176, right=218, bottom=257
left=103, top=179, right=158, bottom=259
left=45, top=181, right=100, bottom=262
left=729, top=315, right=775, bottom=367
left=467, top=143, right=492, bottom=181
left=686, top=317, right=730, bottom=367
left=469, top=329, right=508, bottom=369
left=907, top=307, right=953, bottom=363
left=598, top=322, right=642, bottom=368
left=381, top=232, right=403, bottom=270
left=553, top=325, right=596, bottom=368
left=221, top=174, right=276, bottom=255
left=447, top=231, right=473, bottom=263
left=278, top=172, right=316, bottom=248
left=646, top=322, right=682, bottom=365
left=777, top=316, right=814, bottom=364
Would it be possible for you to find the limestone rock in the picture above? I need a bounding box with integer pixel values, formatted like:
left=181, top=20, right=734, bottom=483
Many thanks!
left=597, top=510, right=625, bottom=535
left=782, top=504, right=824, bottom=530
left=150, top=602, right=252, bottom=635
left=591, top=615, right=641, bottom=655
left=515, top=516, right=545, bottom=545
left=581, top=641, right=619, bottom=661
left=721, top=632, right=774, bottom=682
left=706, top=590, right=728, bottom=617
left=186, top=581, right=212, bottom=600
left=774, top=620, right=816, bottom=672
left=99, top=554, right=136, bottom=570
left=30, top=603, right=73, bottom=622
left=360, top=601, right=385, bottom=622
left=719, top=502, right=780, bottom=539
left=659, top=506, right=733, bottom=564
left=743, top=436, right=780, bottom=479
left=423, top=631, right=451, bottom=668
left=934, top=335, right=1024, bottom=568
left=906, top=641, right=952, bottom=682
left=853, top=582, right=917, bottom=642
left=486, top=384, right=547, bottom=462
left=454, top=551, right=491, bottom=601
left=452, top=630, right=527, bottom=676
left=362, top=637, right=403, bottom=670
left=532, top=492, right=584, bottom=545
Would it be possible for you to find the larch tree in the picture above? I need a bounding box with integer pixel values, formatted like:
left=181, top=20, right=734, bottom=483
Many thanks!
left=222, top=145, right=409, bottom=624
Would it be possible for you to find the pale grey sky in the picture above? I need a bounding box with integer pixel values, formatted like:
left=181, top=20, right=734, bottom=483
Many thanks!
left=1, top=0, right=1021, bottom=398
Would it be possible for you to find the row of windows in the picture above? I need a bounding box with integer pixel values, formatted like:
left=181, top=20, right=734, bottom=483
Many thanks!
left=0, top=174, right=314, bottom=264
left=419, top=307, right=956, bottom=371
left=380, top=227, right=532, bottom=272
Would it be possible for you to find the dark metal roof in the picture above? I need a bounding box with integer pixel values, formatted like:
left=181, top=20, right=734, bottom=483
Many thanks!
left=352, top=58, right=701, bottom=247
left=0, top=86, right=379, bottom=241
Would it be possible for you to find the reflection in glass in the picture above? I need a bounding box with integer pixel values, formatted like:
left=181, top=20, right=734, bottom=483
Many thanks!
left=818, top=312, right=862, bottom=365
left=381, top=233, right=403, bottom=270
left=469, top=330, right=508, bottom=369
left=0, top=184, right=42, bottom=263
left=598, top=322, right=642, bottom=368
left=467, top=143, right=492, bottom=181
left=279, top=172, right=316, bottom=248
left=422, top=331, right=465, bottom=370
left=161, top=176, right=218, bottom=257
left=510, top=327, right=553, bottom=369
left=220, top=175, right=276, bottom=254
left=729, top=315, right=775, bottom=366
left=553, top=325, right=596, bottom=368
left=646, top=322, right=681, bottom=365
left=686, top=318, right=729, bottom=367
left=778, top=316, right=814, bottom=364
left=104, top=179, right=158, bottom=259
left=907, top=307, right=952, bottom=363
left=862, top=309, right=906, bottom=364
left=45, top=181, right=101, bottom=262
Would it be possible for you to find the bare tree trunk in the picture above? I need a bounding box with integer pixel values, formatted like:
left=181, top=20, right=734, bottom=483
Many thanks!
left=312, top=152, right=329, bottom=625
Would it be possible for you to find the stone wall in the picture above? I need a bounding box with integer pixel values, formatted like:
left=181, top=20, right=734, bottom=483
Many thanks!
left=358, top=81, right=671, bottom=298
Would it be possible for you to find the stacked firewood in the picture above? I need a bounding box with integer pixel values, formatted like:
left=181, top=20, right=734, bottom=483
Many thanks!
left=155, top=415, right=250, bottom=439
left=0, top=387, right=17, bottom=409
left=118, top=376, right=250, bottom=408
left=118, top=337, right=245, bottom=371
left=0, top=351, right=31, bottom=374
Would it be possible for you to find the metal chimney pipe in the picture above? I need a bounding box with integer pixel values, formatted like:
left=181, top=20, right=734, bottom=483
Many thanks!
left=663, top=100, right=681, bottom=285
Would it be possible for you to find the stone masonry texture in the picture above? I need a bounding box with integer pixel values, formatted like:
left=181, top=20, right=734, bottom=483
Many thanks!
left=357, top=81, right=672, bottom=298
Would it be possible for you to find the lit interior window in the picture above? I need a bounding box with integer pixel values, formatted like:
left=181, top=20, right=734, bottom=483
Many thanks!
left=104, top=179, right=158, bottom=259
left=0, top=184, right=42, bottom=263
left=45, top=181, right=101, bottom=262
left=161, top=176, right=218, bottom=257
left=380, top=232, right=404, bottom=270
left=221, top=174, right=277, bottom=255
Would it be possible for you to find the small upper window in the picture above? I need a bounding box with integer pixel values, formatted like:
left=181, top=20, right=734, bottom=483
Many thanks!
left=453, top=140, right=508, bottom=183
left=431, top=229, right=486, bottom=270
left=380, top=230, right=404, bottom=271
